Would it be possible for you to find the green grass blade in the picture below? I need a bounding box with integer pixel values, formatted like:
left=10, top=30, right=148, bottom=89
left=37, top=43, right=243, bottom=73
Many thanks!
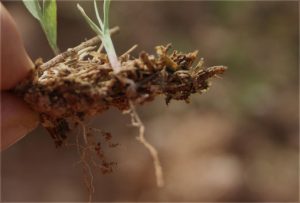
left=41, top=0, right=59, bottom=54
left=77, top=4, right=103, bottom=37
left=93, top=0, right=104, bottom=30
left=23, top=0, right=59, bottom=55
left=101, top=0, right=120, bottom=71
left=103, top=0, right=110, bottom=33
left=77, top=0, right=120, bottom=72
left=22, top=0, right=42, bottom=20
left=42, top=0, right=45, bottom=16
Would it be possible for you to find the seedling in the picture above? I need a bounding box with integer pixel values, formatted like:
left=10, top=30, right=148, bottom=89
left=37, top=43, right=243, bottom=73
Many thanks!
left=77, top=0, right=121, bottom=72
left=17, top=0, right=227, bottom=199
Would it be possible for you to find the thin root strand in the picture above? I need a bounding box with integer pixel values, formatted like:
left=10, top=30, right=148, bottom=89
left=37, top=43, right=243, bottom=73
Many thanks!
left=128, top=101, right=164, bottom=187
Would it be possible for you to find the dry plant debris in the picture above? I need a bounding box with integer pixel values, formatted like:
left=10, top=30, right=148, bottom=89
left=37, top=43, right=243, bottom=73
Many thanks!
left=14, top=29, right=227, bottom=189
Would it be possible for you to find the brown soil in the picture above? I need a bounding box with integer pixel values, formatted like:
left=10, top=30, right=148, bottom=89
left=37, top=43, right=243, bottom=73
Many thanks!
left=12, top=30, right=226, bottom=196
left=14, top=33, right=226, bottom=147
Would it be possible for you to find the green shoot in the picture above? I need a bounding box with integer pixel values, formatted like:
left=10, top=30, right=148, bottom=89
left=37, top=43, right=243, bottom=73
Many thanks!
left=23, top=0, right=59, bottom=55
left=77, top=0, right=121, bottom=73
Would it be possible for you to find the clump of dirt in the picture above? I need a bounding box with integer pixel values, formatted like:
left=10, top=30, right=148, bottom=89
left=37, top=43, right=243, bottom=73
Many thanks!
left=13, top=32, right=226, bottom=190
left=15, top=37, right=226, bottom=145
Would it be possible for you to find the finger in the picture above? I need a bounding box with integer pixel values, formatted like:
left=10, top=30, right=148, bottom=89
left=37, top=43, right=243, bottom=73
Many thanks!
left=0, top=92, right=38, bottom=150
left=0, top=3, right=34, bottom=90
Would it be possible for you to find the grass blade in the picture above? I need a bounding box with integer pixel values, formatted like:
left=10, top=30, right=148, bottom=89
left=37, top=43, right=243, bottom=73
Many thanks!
left=42, top=0, right=59, bottom=54
left=22, top=0, right=42, bottom=20
left=77, top=0, right=120, bottom=72
left=103, top=0, right=110, bottom=33
left=23, top=0, right=59, bottom=55
left=77, top=4, right=103, bottom=37
left=93, top=0, right=104, bottom=30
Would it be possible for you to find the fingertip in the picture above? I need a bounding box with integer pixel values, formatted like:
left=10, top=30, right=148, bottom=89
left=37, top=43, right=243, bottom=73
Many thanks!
left=0, top=3, right=34, bottom=90
left=1, top=92, right=38, bottom=150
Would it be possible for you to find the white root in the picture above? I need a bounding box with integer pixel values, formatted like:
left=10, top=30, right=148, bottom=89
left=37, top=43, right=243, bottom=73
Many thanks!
left=127, top=101, right=164, bottom=187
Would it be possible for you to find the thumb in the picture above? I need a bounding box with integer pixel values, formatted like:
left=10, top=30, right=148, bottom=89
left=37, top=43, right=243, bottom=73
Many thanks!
left=0, top=3, right=34, bottom=90
left=1, top=92, right=38, bottom=150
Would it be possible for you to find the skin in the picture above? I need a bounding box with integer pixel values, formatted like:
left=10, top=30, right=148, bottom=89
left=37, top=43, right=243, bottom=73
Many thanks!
left=0, top=3, right=38, bottom=150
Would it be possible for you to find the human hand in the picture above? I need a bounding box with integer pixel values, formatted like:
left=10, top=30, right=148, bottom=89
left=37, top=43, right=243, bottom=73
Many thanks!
left=0, top=3, right=38, bottom=150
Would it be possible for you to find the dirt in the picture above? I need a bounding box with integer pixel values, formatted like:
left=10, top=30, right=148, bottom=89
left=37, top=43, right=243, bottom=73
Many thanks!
left=11, top=29, right=226, bottom=199
left=14, top=31, right=226, bottom=147
left=13, top=30, right=225, bottom=191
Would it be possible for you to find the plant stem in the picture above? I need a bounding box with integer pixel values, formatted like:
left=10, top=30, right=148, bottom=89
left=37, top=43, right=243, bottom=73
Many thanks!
left=102, top=31, right=121, bottom=73
left=40, top=26, right=120, bottom=71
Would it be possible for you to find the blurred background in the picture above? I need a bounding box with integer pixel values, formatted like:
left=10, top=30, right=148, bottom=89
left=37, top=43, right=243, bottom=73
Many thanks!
left=1, top=1, right=299, bottom=202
